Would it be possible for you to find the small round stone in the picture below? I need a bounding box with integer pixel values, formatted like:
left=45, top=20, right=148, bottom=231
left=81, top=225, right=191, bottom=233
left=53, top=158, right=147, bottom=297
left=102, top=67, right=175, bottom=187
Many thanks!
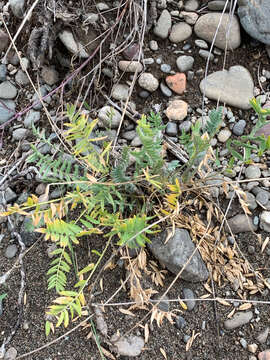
left=245, top=165, right=261, bottom=179
left=176, top=55, right=194, bottom=72
left=160, top=64, right=171, bottom=73
left=5, top=244, right=18, bottom=258
left=217, top=129, right=231, bottom=142
left=139, top=90, right=150, bottom=98
left=175, top=315, right=186, bottom=329
left=165, top=99, right=188, bottom=121
left=138, top=73, right=159, bottom=92
left=166, top=122, right=178, bottom=136
left=233, top=119, right=246, bottom=136
left=160, top=82, right=172, bottom=97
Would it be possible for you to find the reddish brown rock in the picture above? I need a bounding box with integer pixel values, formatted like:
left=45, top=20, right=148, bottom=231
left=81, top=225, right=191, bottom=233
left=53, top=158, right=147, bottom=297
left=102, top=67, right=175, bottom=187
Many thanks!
left=165, top=73, right=186, bottom=95
left=123, top=43, right=140, bottom=60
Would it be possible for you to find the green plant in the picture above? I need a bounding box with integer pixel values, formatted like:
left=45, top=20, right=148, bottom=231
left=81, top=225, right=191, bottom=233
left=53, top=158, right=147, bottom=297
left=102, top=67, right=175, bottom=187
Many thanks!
left=227, top=98, right=270, bottom=167
left=179, top=107, right=223, bottom=182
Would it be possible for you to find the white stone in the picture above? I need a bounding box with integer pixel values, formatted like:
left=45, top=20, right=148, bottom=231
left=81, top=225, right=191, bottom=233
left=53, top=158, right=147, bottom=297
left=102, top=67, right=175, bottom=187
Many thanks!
left=260, top=211, right=270, bottom=232
left=169, top=22, right=192, bottom=43
left=138, top=73, right=159, bottom=92
left=118, top=61, right=143, bottom=73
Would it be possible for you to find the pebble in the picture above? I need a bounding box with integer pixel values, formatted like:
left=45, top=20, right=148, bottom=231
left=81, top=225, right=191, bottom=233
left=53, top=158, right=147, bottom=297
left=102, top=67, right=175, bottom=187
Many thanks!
left=96, top=2, right=109, bottom=11
left=256, top=189, right=270, bottom=206
left=24, top=110, right=41, bottom=128
left=0, top=187, right=17, bottom=204
left=3, top=347, right=18, bottom=360
left=181, top=11, right=199, bottom=25
left=245, top=165, right=261, bottom=179
left=169, top=23, right=192, bottom=43
left=224, top=311, right=253, bottom=330
left=98, top=106, right=122, bottom=129
left=208, top=1, right=230, bottom=11
left=12, top=128, right=28, bottom=141
left=245, top=192, right=257, bottom=211
left=139, top=90, right=150, bottom=98
left=179, top=120, right=191, bottom=133
left=175, top=315, right=186, bottom=330
left=260, top=211, right=270, bottom=232
left=200, top=66, right=254, bottom=110
left=130, top=136, right=142, bottom=147
left=248, top=245, right=255, bottom=255
left=118, top=61, right=143, bottom=73
left=232, top=119, right=246, bottom=136
left=122, top=130, right=136, bottom=141
left=41, top=66, right=59, bottom=86
left=166, top=122, right=178, bottom=136
left=59, top=30, right=89, bottom=58
left=226, top=214, right=257, bottom=234
left=15, top=69, right=29, bottom=85
left=194, top=13, right=241, bottom=50
left=149, top=40, right=158, bottom=51
left=9, top=0, right=25, bottom=17
left=199, top=49, right=214, bottom=61
left=240, top=338, right=247, bottom=349
left=160, top=82, right=172, bottom=97
left=217, top=129, right=231, bottom=142
left=143, top=58, right=155, bottom=65
left=258, top=350, right=270, bottom=360
left=0, top=65, right=7, bottom=82
left=256, top=327, right=269, bottom=344
left=184, top=0, right=199, bottom=11
left=182, top=288, right=196, bottom=311
left=5, top=244, right=18, bottom=259
left=238, top=1, right=270, bottom=45
left=165, top=99, right=188, bottom=121
left=166, top=73, right=186, bottom=95
left=0, top=100, right=16, bottom=124
left=111, top=334, right=144, bottom=357
left=183, top=334, right=191, bottom=343
left=160, top=64, right=171, bottom=73
left=156, top=295, right=170, bottom=312
left=176, top=55, right=194, bottom=72
left=153, top=10, right=172, bottom=39
left=138, top=73, right=159, bottom=92
left=195, top=39, right=209, bottom=49
left=0, top=81, right=17, bottom=99
left=247, top=343, right=258, bottom=354
left=111, top=84, right=130, bottom=100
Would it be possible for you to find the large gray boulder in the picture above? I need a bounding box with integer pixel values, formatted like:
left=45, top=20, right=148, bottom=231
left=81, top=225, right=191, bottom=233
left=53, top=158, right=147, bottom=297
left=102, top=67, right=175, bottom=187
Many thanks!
left=147, top=228, right=209, bottom=282
left=238, top=0, right=270, bottom=45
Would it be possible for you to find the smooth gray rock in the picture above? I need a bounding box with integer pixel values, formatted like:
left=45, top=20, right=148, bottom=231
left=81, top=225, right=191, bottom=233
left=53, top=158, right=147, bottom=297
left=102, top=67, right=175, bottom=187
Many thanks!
left=166, top=122, right=178, bottom=136
left=182, top=288, right=196, bottom=311
left=245, top=192, right=257, bottom=211
left=0, top=187, right=17, bottom=204
left=24, top=110, right=40, bottom=128
left=153, top=10, right=172, bottom=39
left=184, top=0, right=199, bottom=11
left=226, top=214, right=257, bottom=234
left=175, top=315, right=186, bottom=329
left=98, top=106, right=121, bottom=129
left=12, top=128, right=28, bottom=141
left=200, top=66, right=254, bottom=110
left=176, top=55, right=194, bottom=72
left=199, top=49, right=214, bottom=60
left=195, top=39, right=209, bottom=49
left=9, top=0, right=25, bottom=17
left=245, top=165, right=261, bottom=179
left=224, top=311, right=253, bottom=330
left=232, top=119, right=246, bottom=136
left=260, top=211, right=270, bottom=232
left=256, top=189, right=270, bottom=206
left=111, top=84, right=130, bottom=101
left=160, top=82, right=172, bottom=97
left=194, top=13, right=241, bottom=50
left=147, top=229, right=209, bottom=282
left=238, top=0, right=270, bottom=45
left=0, top=100, right=16, bottom=124
left=169, top=22, right=192, bottom=43
left=15, top=70, right=29, bottom=85
left=122, top=130, right=136, bottom=141
left=0, top=81, right=17, bottom=99
left=208, top=1, right=230, bottom=11
left=5, top=244, right=17, bottom=259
